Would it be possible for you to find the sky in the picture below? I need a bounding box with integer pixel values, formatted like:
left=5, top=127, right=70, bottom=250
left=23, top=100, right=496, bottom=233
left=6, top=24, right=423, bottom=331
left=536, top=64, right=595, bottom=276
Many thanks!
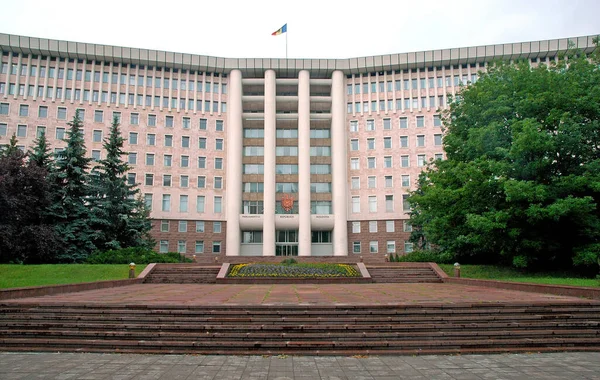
left=1, top=0, right=599, bottom=59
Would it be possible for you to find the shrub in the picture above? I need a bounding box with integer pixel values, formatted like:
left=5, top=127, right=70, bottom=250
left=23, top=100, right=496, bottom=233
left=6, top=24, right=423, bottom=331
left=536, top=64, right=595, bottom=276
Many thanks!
left=397, top=250, right=455, bottom=264
left=85, top=247, right=192, bottom=264
left=280, top=258, right=298, bottom=265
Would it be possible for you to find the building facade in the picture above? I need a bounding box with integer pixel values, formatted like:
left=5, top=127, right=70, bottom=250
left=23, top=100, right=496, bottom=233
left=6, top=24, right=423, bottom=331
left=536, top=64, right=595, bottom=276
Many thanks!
left=0, top=33, right=597, bottom=257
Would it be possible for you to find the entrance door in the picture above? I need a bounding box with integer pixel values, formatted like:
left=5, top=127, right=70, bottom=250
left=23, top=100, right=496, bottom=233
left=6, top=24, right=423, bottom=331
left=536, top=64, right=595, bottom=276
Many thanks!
left=275, top=230, right=298, bottom=256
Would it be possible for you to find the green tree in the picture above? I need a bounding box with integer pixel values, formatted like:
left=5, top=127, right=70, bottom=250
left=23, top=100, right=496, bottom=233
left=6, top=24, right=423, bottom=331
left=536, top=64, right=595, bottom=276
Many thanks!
left=0, top=134, right=20, bottom=158
left=0, top=141, right=58, bottom=263
left=409, top=51, right=600, bottom=270
left=90, top=116, right=154, bottom=251
left=28, top=131, right=53, bottom=169
left=49, top=112, right=96, bottom=262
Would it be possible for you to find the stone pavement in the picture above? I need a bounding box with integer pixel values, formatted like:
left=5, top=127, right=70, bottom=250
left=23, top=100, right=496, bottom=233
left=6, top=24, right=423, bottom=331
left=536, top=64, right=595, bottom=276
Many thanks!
left=1, top=351, right=599, bottom=379
left=2, top=283, right=588, bottom=306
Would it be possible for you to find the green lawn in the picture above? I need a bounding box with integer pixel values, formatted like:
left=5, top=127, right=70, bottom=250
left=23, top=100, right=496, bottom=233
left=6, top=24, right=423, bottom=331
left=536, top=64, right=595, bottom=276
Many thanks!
left=437, top=264, right=599, bottom=287
left=0, top=264, right=147, bottom=289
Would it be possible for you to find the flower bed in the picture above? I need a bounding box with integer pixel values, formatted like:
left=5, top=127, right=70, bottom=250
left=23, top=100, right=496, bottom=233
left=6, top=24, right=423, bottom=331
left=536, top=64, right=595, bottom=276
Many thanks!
left=227, top=263, right=360, bottom=278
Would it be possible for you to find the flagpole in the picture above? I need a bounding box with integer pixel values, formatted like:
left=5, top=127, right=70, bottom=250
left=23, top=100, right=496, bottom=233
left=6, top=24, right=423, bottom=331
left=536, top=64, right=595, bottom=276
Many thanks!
left=286, top=30, right=288, bottom=59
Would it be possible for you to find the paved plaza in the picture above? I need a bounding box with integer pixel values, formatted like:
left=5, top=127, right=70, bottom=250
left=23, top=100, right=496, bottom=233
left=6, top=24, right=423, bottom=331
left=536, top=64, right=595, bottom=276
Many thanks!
left=1, top=351, right=600, bottom=379
left=1, top=283, right=590, bottom=306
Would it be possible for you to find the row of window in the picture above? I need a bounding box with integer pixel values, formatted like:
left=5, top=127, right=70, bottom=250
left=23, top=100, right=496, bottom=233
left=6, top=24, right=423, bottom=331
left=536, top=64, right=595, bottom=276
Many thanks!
left=351, top=194, right=410, bottom=213
left=351, top=220, right=412, bottom=234
left=349, top=115, right=442, bottom=132
left=346, top=74, right=478, bottom=95
left=0, top=103, right=226, bottom=131
left=242, top=146, right=332, bottom=157
left=243, top=129, right=332, bottom=139
left=350, top=154, right=442, bottom=170
left=242, top=164, right=332, bottom=175
left=351, top=175, right=412, bottom=189
left=146, top=194, right=222, bottom=213
left=241, top=200, right=332, bottom=215
left=350, top=134, right=443, bottom=150
left=347, top=97, right=448, bottom=114
left=240, top=231, right=332, bottom=244
left=159, top=220, right=222, bottom=233
left=352, top=240, right=412, bottom=254
left=160, top=240, right=221, bottom=254
left=136, top=174, right=223, bottom=189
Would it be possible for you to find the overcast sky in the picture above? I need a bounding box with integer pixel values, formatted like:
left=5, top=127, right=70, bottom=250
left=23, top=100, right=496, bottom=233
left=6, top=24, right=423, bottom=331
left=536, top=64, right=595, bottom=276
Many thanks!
left=1, top=0, right=598, bottom=59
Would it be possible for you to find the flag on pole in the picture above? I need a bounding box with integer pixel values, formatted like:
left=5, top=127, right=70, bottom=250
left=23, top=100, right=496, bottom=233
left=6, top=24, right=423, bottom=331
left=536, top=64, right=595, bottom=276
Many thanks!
left=271, top=23, right=287, bottom=36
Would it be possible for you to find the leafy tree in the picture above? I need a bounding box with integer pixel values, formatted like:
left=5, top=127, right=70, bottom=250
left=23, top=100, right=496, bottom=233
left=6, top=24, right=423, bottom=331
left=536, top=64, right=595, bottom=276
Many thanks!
left=90, top=116, right=154, bottom=251
left=49, top=112, right=96, bottom=262
left=409, top=50, right=600, bottom=271
left=0, top=141, right=58, bottom=263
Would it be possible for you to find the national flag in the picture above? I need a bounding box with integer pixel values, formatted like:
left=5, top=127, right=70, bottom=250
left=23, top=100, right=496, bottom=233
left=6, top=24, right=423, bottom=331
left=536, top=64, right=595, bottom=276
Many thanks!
left=272, top=23, right=287, bottom=36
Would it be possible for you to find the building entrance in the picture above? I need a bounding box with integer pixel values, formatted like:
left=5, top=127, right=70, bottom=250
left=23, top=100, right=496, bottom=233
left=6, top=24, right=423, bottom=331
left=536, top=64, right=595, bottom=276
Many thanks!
left=275, top=230, right=298, bottom=256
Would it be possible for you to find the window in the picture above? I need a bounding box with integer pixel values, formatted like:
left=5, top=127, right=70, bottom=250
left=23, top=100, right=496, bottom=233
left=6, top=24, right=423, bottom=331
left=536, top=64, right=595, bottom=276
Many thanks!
left=38, top=106, right=48, bottom=118
left=386, top=195, right=394, bottom=212
left=416, top=116, right=424, bottom=127
left=93, top=130, right=103, bottom=143
left=0, top=123, right=6, bottom=136
left=112, top=112, right=121, bottom=124
left=36, top=126, right=46, bottom=138
left=144, top=153, right=155, bottom=166
left=128, top=153, right=137, bottom=165
left=383, top=118, right=391, bottom=130
left=366, top=119, right=375, bottom=131
left=367, top=138, right=375, bottom=150
left=434, top=134, right=443, bottom=146
left=147, top=134, right=156, bottom=146
left=349, top=120, right=358, bottom=132
left=401, top=155, right=409, bottom=167
left=17, top=125, right=27, bottom=137
left=164, top=135, right=173, bottom=147
left=351, top=177, right=360, bottom=190
left=435, top=153, right=444, bottom=160
left=401, top=175, right=410, bottom=187
left=386, top=220, right=395, bottom=233
left=216, top=120, right=224, bottom=131
left=179, top=175, right=189, bottom=188
left=433, top=114, right=442, bottom=127
left=130, top=113, right=139, bottom=125
left=369, top=221, right=377, bottom=233
left=242, top=231, right=262, bottom=243
left=214, top=176, right=223, bottom=189
left=370, top=241, right=378, bottom=253
left=182, top=117, right=190, bottom=129
left=55, top=127, right=65, bottom=140
left=385, top=175, right=393, bottom=188
left=215, top=138, right=223, bottom=150
left=19, top=105, right=28, bottom=117
left=353, top=242, right=361, bottom=254
left=180, top=155, right=189, bottom=168
left=417, top=135, right=425, bottom=147
left=162, top=194, right=171, bottom=211
left=163, top=175, right=172, bottom=187
left=400, top=136, right=408, bottom=148
left=148, top=115, right=156, bottom=127
left=387, top=241, right=396, bottom=254
left=91, top=150, right=101, bottom=161
left=417, top=154, right=426, bottom=167
left=181, top=136, right=190, bottom=148
left=352, top=196, right=360, bottom=213
left=212, top=242, right=221, bottom=254
left=214, top=158, right=223, bottom=169
left=145, top=174, right=154, bottom=186
left=404, top=222, right=413, bottom=232
left=369, top=196, right=377, bottom=212
left=403, top=194, right=411, bottom=212
left=177, top=241, right=186, bottom=254
left=197, top=196, right=206, bottom=213
left=159, top=240, right=169, bottom=253
left=196, top=221, right=205, bottom=232
left=368, top=176, right=376, bottom=189
left=404, top=241, right=414, bottom=253
left=383, top=156, right=392, bottom=168
left=199, top=119, right=207, bottom=130
left=161, top=220, right=170, bottom=232
left=352, top=222, right=361, bottom=233
left=350, top=139, right=359, bottom=151
left=383, top=137, right=392, bottom=149
left=198, top=157, right=207, bottom=169
left=165, top=115, right=174, bottom=128
left=129, top=132, right=138, bottom=145
left=180, top=195, right=189, bottom=212
left=213, top=221, right=222, bottom=233
left=164, top=155, right=172, bottom=167
left=94, top=110, right=103, bottom=122
left=367, top=157, right=375, bottom=169
left=195, top=241, right=205, bottom=253
left=214, top=196, right=222, bottom=213
left=197, top=176, right=206, bottom=188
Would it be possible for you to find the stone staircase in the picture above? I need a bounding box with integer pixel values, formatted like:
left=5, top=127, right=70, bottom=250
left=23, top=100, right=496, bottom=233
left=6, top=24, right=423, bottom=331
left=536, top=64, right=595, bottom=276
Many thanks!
left=1, top=302, right=599, bottom=355
left=142, top=265, right=220, bottom=284
left=367, top=265, right=442, bottom=283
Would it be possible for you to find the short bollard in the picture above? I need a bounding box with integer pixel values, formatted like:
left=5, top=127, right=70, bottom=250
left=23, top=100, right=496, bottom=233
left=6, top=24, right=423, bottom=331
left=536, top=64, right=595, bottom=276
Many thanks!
left=359, top=256, right=363, bottom=263
left=129, top=262, right=136, bottom=279
left=192, top=254, right=197, bottom=263
left=453, top=262, right=461, bottom=278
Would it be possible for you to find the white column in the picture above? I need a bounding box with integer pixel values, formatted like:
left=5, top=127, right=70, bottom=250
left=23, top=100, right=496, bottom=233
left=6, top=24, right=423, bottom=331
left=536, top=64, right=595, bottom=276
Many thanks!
left=225, top=69, right=243, bottom=256
left=263, top=69, right=277, bottom=256
left=298, top=70, right=311, bottom=256
left=331, top=70, right=348, bottom=256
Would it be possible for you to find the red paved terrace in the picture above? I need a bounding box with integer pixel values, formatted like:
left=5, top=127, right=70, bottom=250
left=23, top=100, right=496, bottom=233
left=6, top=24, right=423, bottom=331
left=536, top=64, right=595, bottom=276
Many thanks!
left=2, top=283, right=593, bottom=306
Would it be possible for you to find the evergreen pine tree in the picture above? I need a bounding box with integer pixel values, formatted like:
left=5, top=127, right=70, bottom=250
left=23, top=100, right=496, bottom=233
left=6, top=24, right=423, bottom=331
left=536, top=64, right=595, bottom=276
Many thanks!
left=1, top=134, right=20, bottom=158
left=49, top=111, right=96, bottom=262
left=90, top=115, right=154, bottom=250
left=28, top=131, right=53, bottom=169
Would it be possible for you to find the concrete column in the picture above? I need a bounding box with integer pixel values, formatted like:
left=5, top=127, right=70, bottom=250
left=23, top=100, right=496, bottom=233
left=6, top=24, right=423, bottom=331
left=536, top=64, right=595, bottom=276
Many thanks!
left=331, top=70, right=348, bottom=256
left=263, top=69, right=277, bottom=256
left=298, top=70, right=311, bottom=256
left=225, top=69, right=243, bottom=256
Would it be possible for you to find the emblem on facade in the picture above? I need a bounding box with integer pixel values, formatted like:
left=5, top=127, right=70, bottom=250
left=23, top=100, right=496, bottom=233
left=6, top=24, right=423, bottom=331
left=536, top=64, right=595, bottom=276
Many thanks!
left=281, top=193, right=295, bottom=213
